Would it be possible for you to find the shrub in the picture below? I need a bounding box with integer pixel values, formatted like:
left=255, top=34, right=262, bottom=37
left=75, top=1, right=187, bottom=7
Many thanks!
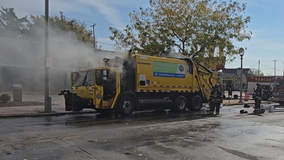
left=0, top=94, right=11, bottom=103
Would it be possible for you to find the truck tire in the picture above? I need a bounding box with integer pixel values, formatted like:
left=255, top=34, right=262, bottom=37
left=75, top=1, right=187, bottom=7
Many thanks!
left=172, top=96, right=187, bottom=112
left=189, top=95, right=203, bottom=111
left=116, top=94, right=136, bottom=116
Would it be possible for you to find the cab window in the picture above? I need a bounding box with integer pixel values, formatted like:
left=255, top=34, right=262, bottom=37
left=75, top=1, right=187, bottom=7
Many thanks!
left=96, top=70, right=103, bottom=85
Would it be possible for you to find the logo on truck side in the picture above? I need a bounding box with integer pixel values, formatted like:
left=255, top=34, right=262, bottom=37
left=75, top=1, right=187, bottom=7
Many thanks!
left=152, top=61, right=185, bottom=78
left=178, top=65, right=184, bottom=72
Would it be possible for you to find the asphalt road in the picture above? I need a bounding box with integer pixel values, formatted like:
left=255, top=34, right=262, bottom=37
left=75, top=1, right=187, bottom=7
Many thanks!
left=1, top=105, right=284, bottom=160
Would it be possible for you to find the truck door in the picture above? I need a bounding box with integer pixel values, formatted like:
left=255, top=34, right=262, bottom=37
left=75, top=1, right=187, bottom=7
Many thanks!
left=102, top=69, right=116, bottom=100
left=94, top=70, right=104, bottom=108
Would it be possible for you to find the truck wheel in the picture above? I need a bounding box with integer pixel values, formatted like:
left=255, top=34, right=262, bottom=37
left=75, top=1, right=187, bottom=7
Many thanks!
left=172, top=96, right=187, bottom=112
left=189, top=95, right=203, bottom=111
left=116, top=95, right=136, bottom=116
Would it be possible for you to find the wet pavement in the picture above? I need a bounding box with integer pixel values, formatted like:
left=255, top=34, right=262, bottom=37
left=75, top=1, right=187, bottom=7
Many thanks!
left=1, top=105, right=284, bottom=160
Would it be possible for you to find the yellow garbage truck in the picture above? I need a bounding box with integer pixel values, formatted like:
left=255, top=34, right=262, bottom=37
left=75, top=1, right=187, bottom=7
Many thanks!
left=59, top=51, right=221, bottom=116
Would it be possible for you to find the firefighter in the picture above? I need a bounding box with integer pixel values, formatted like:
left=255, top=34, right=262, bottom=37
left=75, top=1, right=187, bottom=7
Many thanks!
left=209, top=83, right=223, bottom=115
left=252, top=83, right=264, bottom=114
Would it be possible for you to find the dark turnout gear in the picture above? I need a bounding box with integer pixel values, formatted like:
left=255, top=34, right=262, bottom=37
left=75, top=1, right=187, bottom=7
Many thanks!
left=209, top=84, right=223, bottom=115
left=252, top=83, right=265, bottom=115
left=253, top=83, right=263, bottom=109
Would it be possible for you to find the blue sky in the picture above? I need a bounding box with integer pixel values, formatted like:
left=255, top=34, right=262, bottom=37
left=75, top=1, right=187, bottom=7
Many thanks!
left=2, top=0, right=284, bottom=76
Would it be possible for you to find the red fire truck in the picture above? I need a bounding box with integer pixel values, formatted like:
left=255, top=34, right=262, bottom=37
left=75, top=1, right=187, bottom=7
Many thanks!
left=271, top=77, right=284, bottom=105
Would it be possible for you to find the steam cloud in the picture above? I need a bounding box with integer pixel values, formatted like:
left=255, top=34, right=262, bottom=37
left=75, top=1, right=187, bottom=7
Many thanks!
left=0, top=24, right=126, bottom=92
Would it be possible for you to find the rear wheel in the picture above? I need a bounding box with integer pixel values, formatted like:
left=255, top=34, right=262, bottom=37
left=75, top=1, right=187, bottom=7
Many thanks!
left=189, top=95, right=203, bottom=111
left=172, top=96, right=187, bottom=112
left=116, top=95, right=136, bottom=116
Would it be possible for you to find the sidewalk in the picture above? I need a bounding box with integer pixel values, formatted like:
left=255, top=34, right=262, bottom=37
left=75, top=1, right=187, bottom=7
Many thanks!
left=0, top=104, right=97, bottom=118
left=222, top=99, right=263, bottom=106
left=0, top=93, right=97, bottom=118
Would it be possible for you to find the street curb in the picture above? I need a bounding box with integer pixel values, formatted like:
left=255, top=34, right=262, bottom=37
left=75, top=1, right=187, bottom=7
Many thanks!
left=0, top=92, right=59, bottom=95
left=0, top=111, right=98, bottom=119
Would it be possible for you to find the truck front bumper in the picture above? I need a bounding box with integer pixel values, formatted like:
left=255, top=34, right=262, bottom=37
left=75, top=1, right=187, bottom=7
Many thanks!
left=59, top=90, right=94, bottom=111
left=270, top=96, right=284, bottom=103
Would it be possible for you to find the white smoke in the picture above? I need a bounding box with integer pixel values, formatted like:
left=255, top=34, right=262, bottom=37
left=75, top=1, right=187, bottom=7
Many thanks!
left=0, top=24, right=127, bottom=92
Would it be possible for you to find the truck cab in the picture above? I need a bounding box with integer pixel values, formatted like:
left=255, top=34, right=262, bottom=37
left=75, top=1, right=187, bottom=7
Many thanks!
left=59, top=65, right=121, bottom=112
left=271, top=77, right=284, bottom=105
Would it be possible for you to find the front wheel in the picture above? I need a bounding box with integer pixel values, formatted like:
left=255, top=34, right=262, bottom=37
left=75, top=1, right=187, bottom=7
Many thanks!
left=116, top=95, right=136, bottom=116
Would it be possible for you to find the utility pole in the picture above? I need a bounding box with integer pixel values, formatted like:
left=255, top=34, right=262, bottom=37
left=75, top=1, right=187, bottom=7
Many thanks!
left=90, top=24, right=97, bottom=49
left=44, top=0, right=51, bottom=113
left=273, top=60, right=277, bottom=76
left=283, top=61, right=284, bottom=76
left=258, top=60, right=260, bottom=76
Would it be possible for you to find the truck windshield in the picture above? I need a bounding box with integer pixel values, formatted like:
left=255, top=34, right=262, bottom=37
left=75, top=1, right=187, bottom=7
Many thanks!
left=72, top=71, right=95, bottom=87
left=273, top=80, right=284, bottom=88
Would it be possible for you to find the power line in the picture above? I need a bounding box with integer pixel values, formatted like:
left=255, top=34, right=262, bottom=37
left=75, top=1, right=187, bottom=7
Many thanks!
left=249, top=62, right=258, bottom=69
left=260, top=68, right=274, bottom=71
left=95, top=25, right=111, bottom=31
left=260, top=63, right=273, bottom=70
left=97, top=41, right=115, bottom=46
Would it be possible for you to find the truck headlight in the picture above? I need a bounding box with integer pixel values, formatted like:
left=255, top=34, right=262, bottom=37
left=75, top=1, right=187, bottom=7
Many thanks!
left=90, top=90, right=93, bottom=94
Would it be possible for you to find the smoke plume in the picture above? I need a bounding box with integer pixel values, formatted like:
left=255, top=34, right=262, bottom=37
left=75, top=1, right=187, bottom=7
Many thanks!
left=0, top=24, right=126, bottom=92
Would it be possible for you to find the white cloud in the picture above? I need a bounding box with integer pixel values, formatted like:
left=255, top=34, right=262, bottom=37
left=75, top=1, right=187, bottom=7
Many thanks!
left=77, top=0, right=125, bottom=28
left=1, top=0, right=137, bottom=28
left=250, top=29, right=263, bottom=38
left=246, top=38, right=284, bottom=52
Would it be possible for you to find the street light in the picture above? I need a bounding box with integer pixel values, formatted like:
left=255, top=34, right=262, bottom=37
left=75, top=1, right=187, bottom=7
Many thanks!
left=239, top=47, right=245, bottom=103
